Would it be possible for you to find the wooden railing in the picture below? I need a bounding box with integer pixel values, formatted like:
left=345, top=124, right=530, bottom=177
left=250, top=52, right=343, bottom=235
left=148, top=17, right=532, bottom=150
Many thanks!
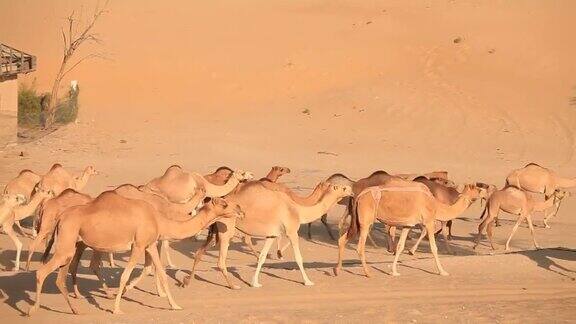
left=0, top=43, right=36, bottom=77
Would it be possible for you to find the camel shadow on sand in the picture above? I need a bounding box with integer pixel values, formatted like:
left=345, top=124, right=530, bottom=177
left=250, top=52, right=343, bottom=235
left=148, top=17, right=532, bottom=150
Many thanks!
left=512, top=247, right=576, bottom=280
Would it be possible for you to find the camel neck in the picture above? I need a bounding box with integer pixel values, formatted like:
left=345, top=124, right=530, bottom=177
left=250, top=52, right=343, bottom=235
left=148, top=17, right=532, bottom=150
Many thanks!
left=201, top=174, right=240, bottom=198
left=296, top=192, right=340, bottom=224
left=264, top=170, right=280, bottom=182
left=14, top=194, right=46, bottom=221
left=159, top=209, right=214, bottom=240
left=556, top=177, right=576, bottom=189
left=533, top=194, right=556, bottom=212
left=435, top=193, right=472, bottom=221
left=291, top=185, right=325, bottom=206
left=74, top=171, right=91, bottom=191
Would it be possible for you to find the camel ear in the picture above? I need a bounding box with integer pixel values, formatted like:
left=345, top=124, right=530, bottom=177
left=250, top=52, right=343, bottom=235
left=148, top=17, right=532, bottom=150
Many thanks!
left=211, top=198, right=228, bottom=208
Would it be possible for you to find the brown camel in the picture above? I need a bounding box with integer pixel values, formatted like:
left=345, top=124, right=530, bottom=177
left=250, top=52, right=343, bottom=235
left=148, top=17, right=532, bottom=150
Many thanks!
left=203, top=166, right=234, bottom=185
left=474, top=186, right=567, bottom=251
left=260, top=166, right=291, bottom=182
left=186, top=182, right=351, bottom=289
left=2, top=189, right=54, bottom=271
left=144, top=165, right=253, bottom=202
left=28, top=190, right=242, bottom=315
left=506, top=163, right=576, bottom=228
left=335, top=178, right=478, bottom=277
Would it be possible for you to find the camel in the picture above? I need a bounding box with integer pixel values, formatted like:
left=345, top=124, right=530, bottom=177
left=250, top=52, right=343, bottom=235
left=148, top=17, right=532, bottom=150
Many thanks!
left=28, top=191, right=243, bottom=315
left=203, top=166, right=234, bottom=185
left=474, top=186, right=568, bottom=251
left=334, top=178, right=478, bottom=277
left=307, top=173, right=355, bottom=240
left=3, top=169, right=42, bottom=233
left=260, top=166, right=291, bottom=182
left=2, top=189, right=54, bottom=271
left=0, top=194, right=27, bottom=225
left=143, top=165, right=253, bottom=202
left=186, top=182, right=352, bottom=289
left=395, top=171, right=449, bottom=181
left=506, top=163, right=576, bottom=228
left=36, top=164, right=97, bottom=196
left=409, top=177, right=481, bottom=254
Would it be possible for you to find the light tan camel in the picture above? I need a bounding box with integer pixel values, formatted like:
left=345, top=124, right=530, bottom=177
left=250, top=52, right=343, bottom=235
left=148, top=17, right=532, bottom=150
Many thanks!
left=0, top=194, right=27, bottom=225
left=3, top=169, right=42, bottom=233
left=307, top=173, right=355, bottom=241
left=36, top=164, right=97, bottom=196
left=395, top=171, right=449, bottom=181
left=144, top=165, right=253, bottom=202
left=260, top=166, right=291, bottom=182
left=2, top=189, right=54, bottom=271
left=334, top=178, right=478, bottom=277
left=506, top=163, right=576, bottom=228
left=28, top=190, right=242, bottom=315
left=203, top=166, right=234, bottom=185
left=186, top=182, right=352, bottom=289
left=474, top=186, right=567, bottom=251
left=25, top=189, right=94, bottom=271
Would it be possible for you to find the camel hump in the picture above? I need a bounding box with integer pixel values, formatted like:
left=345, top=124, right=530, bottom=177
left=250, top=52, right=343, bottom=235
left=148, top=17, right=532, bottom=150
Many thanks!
left=525, top=162, right=543, bottom=168
left=413, top=176, right=429, bottom=182
left=326, top=173, right=353, bottom=182
left=215, top=166, right=233, bottom=173
left=115, top=183, right=139, bottom=190
left=49, top=163, right=63, bottom=171
left=369, top=170, right=389, bottom=177
left=18, top=169, right=36, bottom=176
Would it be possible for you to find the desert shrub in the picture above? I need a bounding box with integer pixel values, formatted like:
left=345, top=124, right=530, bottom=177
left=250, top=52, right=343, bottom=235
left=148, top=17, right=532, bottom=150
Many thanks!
left=18, top=83, right=79, bottom=127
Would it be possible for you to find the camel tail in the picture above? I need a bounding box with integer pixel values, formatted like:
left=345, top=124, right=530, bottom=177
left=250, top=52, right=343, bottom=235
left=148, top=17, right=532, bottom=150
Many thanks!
left=41, top=223, right=58, bottom=263
left=478, top=204, right=488, bottom=220
left=206, top=223, right=220, bottom=245
left=346, top=196, right=360, bottom=239
left=35, top=201, right=46, bottom=234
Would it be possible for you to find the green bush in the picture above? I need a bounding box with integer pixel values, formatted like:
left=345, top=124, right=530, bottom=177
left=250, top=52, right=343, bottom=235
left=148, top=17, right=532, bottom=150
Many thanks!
left=18, top=84, right=80, bottom=127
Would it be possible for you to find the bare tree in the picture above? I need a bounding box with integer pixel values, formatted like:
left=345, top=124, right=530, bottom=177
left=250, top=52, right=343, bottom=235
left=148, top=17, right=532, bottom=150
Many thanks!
left=43, top=2, right=108, bottom=128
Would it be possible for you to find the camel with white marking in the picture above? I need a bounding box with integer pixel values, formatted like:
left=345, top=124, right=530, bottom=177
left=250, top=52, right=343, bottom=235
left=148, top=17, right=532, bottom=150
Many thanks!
left=186, top=182, right=351, bottom=289
left=474, top=186, right=568, bottom=251
left=144, top=165, right=253, bottom=202
left=28, top=191, right=242, bottom=315
left=506, top=163, right=576, bottom=227
left=335, top=178, right=478, bottom=277
left=2, top=189, right=53, bottom=271
left=0, top=194, right=27, bottom=225
left=3, top=169, right=42, bottom=233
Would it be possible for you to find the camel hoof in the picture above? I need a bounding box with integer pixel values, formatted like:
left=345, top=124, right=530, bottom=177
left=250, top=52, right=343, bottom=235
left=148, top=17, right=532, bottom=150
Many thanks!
left=171, top=305, right=183, bottom=311
left=72, top=293, right=86, bottom=299
left=535, top=245, right=541, bottom=250
left=27, top=307, right=38, bottom=316
left=113, top=308, right=124, bottom=315
left=229, top=284, right=241, bottom=290
left=408, top=250, right=416, bottom=256
left=276, top=251, right=284, bottom=260
left=158, top=291, right=167, bottom=298
left=544, top=225, right=551, bottom=229
left=333, top=267, right=340, bottom=276
left=439, top=271, right=449, bottom=276
left=181, top=276, right=192, bottom=287
left=304, top=280, right=315, bottom=286
left=364, top=272, right=372, bottom=278
left=392, top=272, right=400, bottom=277
left=251, top=282, right=262, bottom=288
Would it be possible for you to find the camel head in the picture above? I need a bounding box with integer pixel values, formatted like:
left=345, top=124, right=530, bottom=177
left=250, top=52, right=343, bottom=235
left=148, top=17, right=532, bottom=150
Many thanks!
left=462, top=184, right=481, bottom=202
left=83, top=165, right=99, bottom=176
left=327, top=184, right=353, bottom=199
left=33, top=185, right=56, bottom=199
left=212, top=166, right=234, bottom=182
left=207, top=197, right=245, bottom=220
left=431, top=177, right=456, bottom=188
left=272, top=166, right=291, bottom=176
left=232, top=170, right=254, bottom=182
left=554, top=189, right=570, bottom=201
left=1, top=193, right=27, bottom=207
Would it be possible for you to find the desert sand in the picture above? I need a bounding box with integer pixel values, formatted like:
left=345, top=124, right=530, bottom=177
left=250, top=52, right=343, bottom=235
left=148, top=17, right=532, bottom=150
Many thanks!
left=1, top=0, right=575, bottom=322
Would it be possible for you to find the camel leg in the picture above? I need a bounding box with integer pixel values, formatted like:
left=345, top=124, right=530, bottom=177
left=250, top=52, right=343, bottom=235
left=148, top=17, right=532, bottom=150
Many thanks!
left=544, top=198, right=563, bottom=229
left=391, top=227, right=410, bottom=276
left=112, top=246, right=144, bottom=315
left=126, top=253, right=152, bottom=292
left=251, top=237, right=275, bottom=288
left=55, top=261, right=80, bottom=314
left=409, top=227, right=427, bottom=255
left=28, top=251, right=75, bottom=316
left=333, top=232, right=349, bottom=276
left=337, top=212, right=350, bottom=238
left=26, top=231, right=49, bottom=271
left=504, top=216, right=524, bottom=251
left=276, top=237, right=284, bottom=260
left=357, top=223, right=372, bottom=277
left=387, top=225, right=397, bottom=253
left=108, top=253, right=115, bottom=268
left=425, top=222, right=449, bottom=276
left=89, top=251, right=115, bottom=299
left=440, top=222, right=454, bottom=255
left=145, top=244, right=181, bottom=310
left=367, top=232, right=379, bottom=248
left=161, top=240, right=177, bottom=269
left=185, top=229, right=215, bottom=287
left=217, top=231, right=240, bottom=290
left=526, top=214, right=540, bottom=249
left=446, top=220, right=453, bottom=241
left=243, top=235, right=259, bottom=258
left=286, top=232, right=314, bottom=286
left=321, top=214, right=336, bottom=241
left=307, top=222, right=313, bottom=240
left=486, top=219, right=496, bottom=250
left=69, top=242, right=88, bottom=299
left=4, top=223, right=23, bottom=271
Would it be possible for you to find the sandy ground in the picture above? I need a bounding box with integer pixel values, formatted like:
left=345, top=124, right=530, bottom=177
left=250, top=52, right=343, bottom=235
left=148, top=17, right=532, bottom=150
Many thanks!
left=1, top=0, right=576, bottom=322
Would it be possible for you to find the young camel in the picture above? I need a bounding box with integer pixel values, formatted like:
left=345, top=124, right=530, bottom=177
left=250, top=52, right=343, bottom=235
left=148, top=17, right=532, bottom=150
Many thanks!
left=474, top=186, right=567, bottom=251
left=144, top=165, right=253, bottom=202
left=3, top=169, right=41, bottom=232
left=306, top=173, right=355, bottom=241
left=506, top=163, right=576, bottom=228
left=186, top=182, right=352, bottom=289
left=334, top=178, right=476, bottom=277
left=27, top=191, right=182, bottom=315
left=2, top=189, right=54, bottom=271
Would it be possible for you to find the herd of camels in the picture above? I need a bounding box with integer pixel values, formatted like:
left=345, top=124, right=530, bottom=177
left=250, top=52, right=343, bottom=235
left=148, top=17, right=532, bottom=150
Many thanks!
left=0, top=162, right=574, bottom=315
